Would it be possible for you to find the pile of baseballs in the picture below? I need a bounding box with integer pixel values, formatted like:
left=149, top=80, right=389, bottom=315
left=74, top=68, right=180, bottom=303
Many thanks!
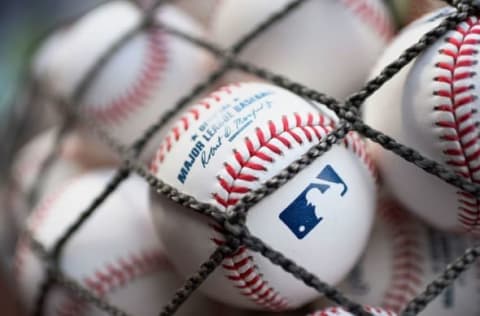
left=6, top=1, right=479, bottom=316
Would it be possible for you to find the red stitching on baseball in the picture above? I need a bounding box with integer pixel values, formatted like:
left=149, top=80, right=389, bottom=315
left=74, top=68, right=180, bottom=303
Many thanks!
left=377, top=199, right=425, bottom=313
left=149, top=83, right=242, bottom=173
left=341, top=0, right=393, bottom=40
left=55, top=250, right=168, bottom=316
left=83, top=250, right=167, bottom=297
left=433, top=17, right=480, bottom=232
left=212, top=113, right=334, bottom=209
left=209, top=113, right=375, bottom=310
left=85, top=28, right=168, bottom=125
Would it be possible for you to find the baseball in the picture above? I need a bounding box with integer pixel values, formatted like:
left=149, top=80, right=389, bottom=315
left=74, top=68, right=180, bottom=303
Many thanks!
left=32, top=27, right=69, bottom=85
left=363, top=7, right=480, bottom=233
left=149, top=82, right=377, bottom=310
left=340, top=197, right=480, bottom=315
left=309, top=306, right=396, bottom=316
left=14, top=170, right=220, bottom=316
left=210, top=0, right=393, bottom=100
left=42, top=0, right=216, bottom=161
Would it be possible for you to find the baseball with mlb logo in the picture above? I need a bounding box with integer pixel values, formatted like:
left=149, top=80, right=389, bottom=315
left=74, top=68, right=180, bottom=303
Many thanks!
left=149, top=82, right=377, bottom=310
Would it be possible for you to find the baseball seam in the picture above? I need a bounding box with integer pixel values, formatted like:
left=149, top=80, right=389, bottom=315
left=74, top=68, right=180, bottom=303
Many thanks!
left=85, top=29, right=168, bottom=125
left=341, top=0, right=393, bottom=40
left=377, top=200, right=425, bottom=313
left=433, top=17, right=480, bottom=232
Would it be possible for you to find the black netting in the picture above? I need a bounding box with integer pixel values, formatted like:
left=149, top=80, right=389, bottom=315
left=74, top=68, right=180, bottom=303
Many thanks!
left=5, top=0, right=480, bottom=315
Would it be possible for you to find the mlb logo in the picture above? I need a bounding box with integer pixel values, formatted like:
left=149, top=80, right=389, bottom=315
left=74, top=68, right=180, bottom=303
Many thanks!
left=279, top=165, right=347, bottom=239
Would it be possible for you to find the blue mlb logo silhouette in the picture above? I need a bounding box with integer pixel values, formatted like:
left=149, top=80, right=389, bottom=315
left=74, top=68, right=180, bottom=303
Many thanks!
left=279, top=165, right=347, bottom=239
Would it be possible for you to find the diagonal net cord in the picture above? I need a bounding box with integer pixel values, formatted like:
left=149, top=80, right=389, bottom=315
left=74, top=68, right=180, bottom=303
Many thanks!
left=158, top=242, right=240, bottom=316
left=32, top=167, right=132, bottom=316
left=400, top=246, right=480, bottom=316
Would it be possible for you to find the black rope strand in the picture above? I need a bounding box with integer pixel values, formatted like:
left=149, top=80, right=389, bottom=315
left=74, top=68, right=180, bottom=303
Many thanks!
left=159, top=244, right=238, bottom=316
left=26, top=233, right=55, bottom=316
left=400, top=246, right=480, bottom=316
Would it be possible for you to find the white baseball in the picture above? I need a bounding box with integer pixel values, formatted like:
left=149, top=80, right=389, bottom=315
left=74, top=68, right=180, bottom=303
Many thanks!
left=309, top=306, right=396, bottom=316
left=210, top=0, right=393, bottom=100
left=14, top=170, right=219, bottom=316
left=363, top=7, right=480, bottom=233
left=149, top=82, right=377, bottom=310
left=44, top=0, right=216, bottom=161
left=340, top=197, right=480, bottom=315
